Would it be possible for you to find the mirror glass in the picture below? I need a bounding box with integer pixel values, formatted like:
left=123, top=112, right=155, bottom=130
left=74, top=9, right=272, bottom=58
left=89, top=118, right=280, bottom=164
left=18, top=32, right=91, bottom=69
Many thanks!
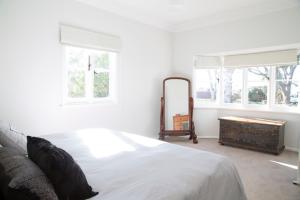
left=165, top=79, right=189, bottom=130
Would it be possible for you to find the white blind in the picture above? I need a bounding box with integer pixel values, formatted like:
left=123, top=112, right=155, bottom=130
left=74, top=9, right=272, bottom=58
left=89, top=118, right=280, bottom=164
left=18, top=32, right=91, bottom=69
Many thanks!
left=194, top=56, right=222, bottom=69
left=223, top=49, right=298, bottom=67
left=60, top=25, right=121, bottom=51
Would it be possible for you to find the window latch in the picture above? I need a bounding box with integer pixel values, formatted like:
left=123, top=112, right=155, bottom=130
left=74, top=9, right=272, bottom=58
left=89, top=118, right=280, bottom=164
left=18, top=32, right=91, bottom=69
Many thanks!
left=88, top=56, right=91, bottom=71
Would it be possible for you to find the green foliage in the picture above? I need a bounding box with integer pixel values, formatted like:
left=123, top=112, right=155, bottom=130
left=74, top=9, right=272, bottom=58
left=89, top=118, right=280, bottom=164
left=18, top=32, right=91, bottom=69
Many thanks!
left=93, top=54, right=110, bottom=97
left=94, top=72, right=109, bottom=97
left=68, top=71, right=85, bottom=97
left=248, top=86, right=267, bottom=103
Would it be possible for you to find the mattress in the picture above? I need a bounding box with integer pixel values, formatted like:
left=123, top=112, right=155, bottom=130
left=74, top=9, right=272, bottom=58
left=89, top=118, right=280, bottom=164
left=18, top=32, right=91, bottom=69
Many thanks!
left=44, top=128, right=247, bottom=200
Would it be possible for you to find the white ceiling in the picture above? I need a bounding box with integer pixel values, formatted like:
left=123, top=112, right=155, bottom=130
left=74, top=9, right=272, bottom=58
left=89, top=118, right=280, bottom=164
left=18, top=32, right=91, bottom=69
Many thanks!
left=76, top=0, right=300, bottom=32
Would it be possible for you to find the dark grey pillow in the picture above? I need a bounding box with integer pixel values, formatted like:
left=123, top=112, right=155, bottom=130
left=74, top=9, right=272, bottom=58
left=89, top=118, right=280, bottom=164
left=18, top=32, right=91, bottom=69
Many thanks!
left=0, top=147, right=58, bottom=200
left=27, top=136, right=99, bottom=200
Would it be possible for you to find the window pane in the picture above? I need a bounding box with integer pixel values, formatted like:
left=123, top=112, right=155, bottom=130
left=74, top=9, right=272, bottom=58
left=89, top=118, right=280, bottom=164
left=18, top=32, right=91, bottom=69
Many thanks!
left=94, top=72, right=109, bottom=97
left=223, top=68, right=243, bottom=103
left=248, top=67, right=270, bottom=81
left=66, top=46, right=87, bottom=70
left=294, top=65, right=300, bottom=81
left=248, top=83, right=268, bottom=105
left=276, top=65, right=300, bottom=81
left=247, top=67, right=269, bottom=105
left=90, top=52, right=110, bottom=69
left=68, top=71, right=85, bottom=97
left=195, top=69, right=219, bottom=102
left=274, top=65, right=299, bottom=106
left=275, top=81, right=299, bottom=106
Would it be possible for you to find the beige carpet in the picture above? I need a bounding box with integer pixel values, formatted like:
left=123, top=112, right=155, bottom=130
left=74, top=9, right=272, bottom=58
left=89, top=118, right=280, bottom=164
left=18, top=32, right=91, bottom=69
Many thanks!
left=165, top=137, right=300, bottom=200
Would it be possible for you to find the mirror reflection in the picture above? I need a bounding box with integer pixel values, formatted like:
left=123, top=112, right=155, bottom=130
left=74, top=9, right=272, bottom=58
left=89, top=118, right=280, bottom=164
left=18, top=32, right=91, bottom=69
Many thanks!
left=165, top=79, right=189, bottom=130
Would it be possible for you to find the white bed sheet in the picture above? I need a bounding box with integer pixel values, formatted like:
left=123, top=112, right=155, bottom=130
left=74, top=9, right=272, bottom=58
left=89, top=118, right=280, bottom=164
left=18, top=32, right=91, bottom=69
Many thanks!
left=44, top=129, right=247, bottom=200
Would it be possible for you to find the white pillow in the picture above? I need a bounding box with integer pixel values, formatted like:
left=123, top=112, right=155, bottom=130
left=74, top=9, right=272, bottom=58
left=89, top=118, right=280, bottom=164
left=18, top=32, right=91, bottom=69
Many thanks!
left=0, top=121, right=27, bottom=154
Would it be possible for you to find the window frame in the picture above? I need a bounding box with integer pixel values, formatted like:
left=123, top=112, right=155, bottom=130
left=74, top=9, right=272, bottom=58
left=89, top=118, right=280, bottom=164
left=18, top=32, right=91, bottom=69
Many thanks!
left=271, top=65, right=300, bottom=109
left=192, top=67, right=221, bottom=106
left=245, top=66, right=271, bottom=108
left=194, top=58, right=300, bottom=113
left=62, top=45, right=118, bottom=106
left=221, top=67, right=244, bottom=106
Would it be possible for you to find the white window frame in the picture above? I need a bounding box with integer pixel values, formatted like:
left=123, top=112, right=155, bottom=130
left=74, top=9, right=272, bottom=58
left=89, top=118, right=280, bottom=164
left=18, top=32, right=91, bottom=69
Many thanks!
left=245, top=66, right=271, bottom=109
left=271, top=65, right=300, bottom=110
left=192, top=67, right=221, bottom=107
left=220, top=67, right=244, bottom=106
left=62, top=45, right=118, bottom=105
left=194, top=57, right=300, bottom=113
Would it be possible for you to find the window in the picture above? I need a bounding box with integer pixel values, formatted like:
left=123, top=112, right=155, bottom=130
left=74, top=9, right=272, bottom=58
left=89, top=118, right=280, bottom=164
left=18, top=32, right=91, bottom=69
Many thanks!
left=247, top=66, right=270, bottom=105
left=60, top=25, right=121, bottom=105
left=193, top=49, right=300, bottom=112
left=194, top=68, right=220, bottom=103
left=223, top=68, right=243, bottom=104
left=64, top=45, right=117, bottom=104
left=274, top=65, right=300, bottom=107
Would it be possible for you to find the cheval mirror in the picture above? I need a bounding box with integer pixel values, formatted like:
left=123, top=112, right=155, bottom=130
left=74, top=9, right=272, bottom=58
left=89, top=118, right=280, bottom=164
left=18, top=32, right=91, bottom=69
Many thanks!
left=159, top=77, right=198, bottom=144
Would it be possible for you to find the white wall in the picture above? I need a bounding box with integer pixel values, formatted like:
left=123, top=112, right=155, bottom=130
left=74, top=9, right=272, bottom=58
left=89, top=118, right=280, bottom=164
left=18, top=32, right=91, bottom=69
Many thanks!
left=1, top=0, right=299, bottom=150
left=172, top=7, right=300, bottom=150
left=0, top=0, right=172, bottom=137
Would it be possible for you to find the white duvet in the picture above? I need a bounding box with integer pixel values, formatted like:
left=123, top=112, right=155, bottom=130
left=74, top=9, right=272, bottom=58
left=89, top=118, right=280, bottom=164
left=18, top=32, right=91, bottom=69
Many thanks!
left=44, top=129, right=247, bottom=200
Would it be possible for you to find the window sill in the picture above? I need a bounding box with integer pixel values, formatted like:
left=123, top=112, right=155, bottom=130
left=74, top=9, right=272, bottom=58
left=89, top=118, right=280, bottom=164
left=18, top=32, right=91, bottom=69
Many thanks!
left=194, top=104, right=300, bottom=115
left=60, top=98, right=117, bottom=107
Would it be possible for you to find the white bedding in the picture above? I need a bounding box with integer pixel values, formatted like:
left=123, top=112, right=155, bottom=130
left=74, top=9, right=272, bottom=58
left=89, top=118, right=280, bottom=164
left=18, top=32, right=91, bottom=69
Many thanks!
left=44, top=129, right=247, bottom=200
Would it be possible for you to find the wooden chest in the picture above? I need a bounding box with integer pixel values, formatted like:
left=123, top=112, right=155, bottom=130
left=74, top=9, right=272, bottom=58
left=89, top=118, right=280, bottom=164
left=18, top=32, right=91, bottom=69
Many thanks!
left=218, top=116, right=286, bottom=155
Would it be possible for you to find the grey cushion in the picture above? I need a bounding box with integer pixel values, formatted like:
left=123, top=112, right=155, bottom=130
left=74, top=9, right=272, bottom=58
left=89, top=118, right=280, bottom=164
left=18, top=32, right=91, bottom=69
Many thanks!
left=0, top=121, right=27, bottom=154
left=0, top=147, right=58, bottom=200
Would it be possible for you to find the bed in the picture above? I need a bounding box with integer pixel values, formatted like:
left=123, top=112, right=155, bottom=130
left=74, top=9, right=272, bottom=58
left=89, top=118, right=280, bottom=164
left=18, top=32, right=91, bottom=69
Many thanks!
left=44, top=128, right=247, bottom=200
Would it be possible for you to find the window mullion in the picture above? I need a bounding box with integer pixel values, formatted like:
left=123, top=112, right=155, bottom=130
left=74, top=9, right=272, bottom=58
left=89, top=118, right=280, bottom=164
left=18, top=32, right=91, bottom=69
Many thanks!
left=243, top=68, right=248, bottom=106
left=269, top=66, right=276, bottom=108
left=219, top=66, right=224, bottom=106
left=297, top=55, right=300, bottom=109
left=63, top=46, right=68, bottom=102
left=298, top=84, right=300, bottom=110
left=268, top=66, right=272, bottom=107
left=108, top=53, right=115, bottom=98
left=297, top=75, right=300, bottom=110
left=216, top=68, right=221, bottom=105
left=86, top=54, right=93, bottom=101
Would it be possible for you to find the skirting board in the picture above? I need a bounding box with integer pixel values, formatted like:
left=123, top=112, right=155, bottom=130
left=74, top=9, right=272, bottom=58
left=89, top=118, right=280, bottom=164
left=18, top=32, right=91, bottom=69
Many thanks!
left=286, top=147, right=299, bottom=152
left=197, top=135, right=299, bottom=153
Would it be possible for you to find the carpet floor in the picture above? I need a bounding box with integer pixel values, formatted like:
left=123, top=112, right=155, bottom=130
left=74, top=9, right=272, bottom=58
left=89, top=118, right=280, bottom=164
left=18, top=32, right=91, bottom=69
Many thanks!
left=165, top=137, right=300, bottom=200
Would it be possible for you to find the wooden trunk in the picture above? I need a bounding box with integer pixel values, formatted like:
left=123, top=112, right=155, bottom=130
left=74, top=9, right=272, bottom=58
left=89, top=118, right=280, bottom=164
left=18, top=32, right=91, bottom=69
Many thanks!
left=218, top=116, right=286, bottom=155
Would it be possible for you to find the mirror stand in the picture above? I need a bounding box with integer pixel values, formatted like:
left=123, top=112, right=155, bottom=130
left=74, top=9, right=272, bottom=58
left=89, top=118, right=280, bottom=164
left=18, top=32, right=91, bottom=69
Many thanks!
left=159, top=77, right=198, bottom=144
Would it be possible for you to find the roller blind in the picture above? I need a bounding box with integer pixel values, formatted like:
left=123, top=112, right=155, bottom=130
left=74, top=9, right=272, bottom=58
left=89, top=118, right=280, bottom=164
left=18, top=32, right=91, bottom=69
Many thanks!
left=60, top=25, right=121, bottom=52
left=194, top=56, right=222, bottom=69
left=223, top=49, right=298, bottom=67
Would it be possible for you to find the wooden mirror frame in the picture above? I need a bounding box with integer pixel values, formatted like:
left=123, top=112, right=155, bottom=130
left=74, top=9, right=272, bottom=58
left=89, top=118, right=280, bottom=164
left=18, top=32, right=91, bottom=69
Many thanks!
left=159, top=77, right=198, bottom=144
